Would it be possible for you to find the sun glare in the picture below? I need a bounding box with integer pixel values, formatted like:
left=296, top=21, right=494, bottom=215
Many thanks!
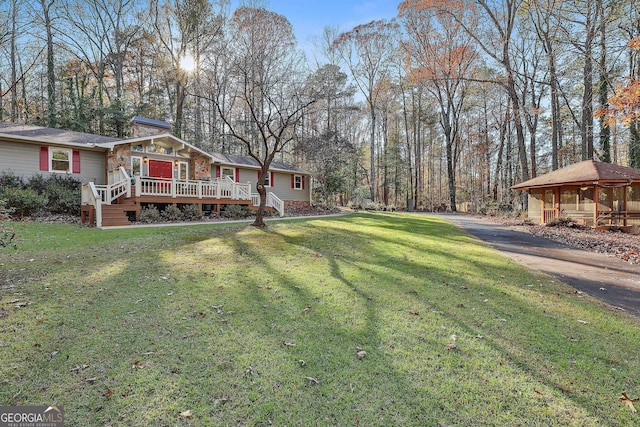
left=180, top=55, right=196, bottom=72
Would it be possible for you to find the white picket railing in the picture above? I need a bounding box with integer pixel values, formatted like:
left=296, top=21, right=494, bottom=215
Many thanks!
left=81, top=171, right=286, bottom=226
left=251, top=192, right=285, bottom=217
left=134, top=176, right=252, bottom=200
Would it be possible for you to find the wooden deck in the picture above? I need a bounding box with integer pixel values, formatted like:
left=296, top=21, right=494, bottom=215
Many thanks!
left=81, top=168, right=283, bottom=226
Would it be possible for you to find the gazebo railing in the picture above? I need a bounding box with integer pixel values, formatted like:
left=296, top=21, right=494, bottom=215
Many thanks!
left=543, top=208, right=559, bottom=224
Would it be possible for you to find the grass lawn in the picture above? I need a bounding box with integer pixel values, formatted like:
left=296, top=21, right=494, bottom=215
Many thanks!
left=1, top=212, right=639, bottom=426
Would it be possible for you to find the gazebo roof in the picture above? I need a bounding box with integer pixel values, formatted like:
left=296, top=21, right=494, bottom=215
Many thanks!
left=512, top=160, right=640, bottom=190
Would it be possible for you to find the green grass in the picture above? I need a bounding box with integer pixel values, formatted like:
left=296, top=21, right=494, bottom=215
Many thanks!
left=1, top=212, right=639, bottom=426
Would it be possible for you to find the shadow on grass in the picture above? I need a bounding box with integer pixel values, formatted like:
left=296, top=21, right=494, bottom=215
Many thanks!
left=1, top=214, right=639, bottom=425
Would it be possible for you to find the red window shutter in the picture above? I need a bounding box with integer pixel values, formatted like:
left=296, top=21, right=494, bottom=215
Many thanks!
left=257, top=170, right=261, bottom=181
left=302, top=176, right=305, bottom=190
left=235, top=168, right=240, bottom=182
left=216, top=165, right=221, bottom=178
left=72, top=150, right=81, bottom=173
left=291, top=174, right=294, bottom=188
left=270, top=172, right=274, bottom=186
left=40, top=146, right=49, bottom=171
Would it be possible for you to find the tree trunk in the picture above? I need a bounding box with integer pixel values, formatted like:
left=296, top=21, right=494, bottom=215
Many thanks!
left=42, top=0, right=56, bottom=128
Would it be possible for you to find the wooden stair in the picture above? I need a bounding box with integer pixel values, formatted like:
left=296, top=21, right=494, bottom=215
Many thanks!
left=100, top=201, right=138, bottom=227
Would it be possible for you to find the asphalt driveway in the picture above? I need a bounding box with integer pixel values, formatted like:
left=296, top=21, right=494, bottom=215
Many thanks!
left=426, top=213, right=640, bottom=318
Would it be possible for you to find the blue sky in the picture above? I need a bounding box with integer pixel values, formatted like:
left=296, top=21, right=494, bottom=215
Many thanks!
left=231, top=1, right=400, bottom=58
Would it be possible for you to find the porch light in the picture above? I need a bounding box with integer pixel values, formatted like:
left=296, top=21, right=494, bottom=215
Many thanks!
left=174, top=160, right=179, bottom=167
left=143, top=156, right=149, bottom=163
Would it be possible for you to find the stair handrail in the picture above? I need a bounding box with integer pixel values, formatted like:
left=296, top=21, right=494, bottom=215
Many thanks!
left=81, top=182, right=103, bottom=227
left=106, top=167, right=131, bottom=204
left=267, top=192, right=285, bottom=217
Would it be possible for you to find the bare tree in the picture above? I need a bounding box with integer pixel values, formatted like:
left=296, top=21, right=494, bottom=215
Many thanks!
left=400, top=0, right=477, bottom=211
left=332, top=19, right=400, bottom=201
left=212, top=7, right=316, bottom=227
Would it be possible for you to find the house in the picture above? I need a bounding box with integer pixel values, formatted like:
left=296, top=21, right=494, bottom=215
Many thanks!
left=0, top=118, right=313, bottom=226
left=512, top=159, right=640, bottom=228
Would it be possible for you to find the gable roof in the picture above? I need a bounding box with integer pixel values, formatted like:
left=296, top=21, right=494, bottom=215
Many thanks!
left=0, top=122, right=119, bottom=146
left=513, top=160, right=640, bottom=190
left=213, top=152, right=310, bottom=174
left=1, top=121, right=310, bottom=175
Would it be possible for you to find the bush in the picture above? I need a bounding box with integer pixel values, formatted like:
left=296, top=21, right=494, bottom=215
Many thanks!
left=0, top=200, right=16, bottom=249
left=0, top=173, right=81, bottom=217
left=0, top=188, right=48, bottom=218
left=221, top=204, right=249, bottom=219
left=0, top=171, right=25, bottom=189
left=44, top=182, right=81, bottom=215
left=161, top=204, right=182, bottom=222
left=139, top=205, right=161, bottom=223
left=182, top=204, right=202, bottom=221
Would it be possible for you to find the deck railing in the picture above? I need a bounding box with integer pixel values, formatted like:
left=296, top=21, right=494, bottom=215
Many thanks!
left=134, top=176, right=252, bottom=200
left=82, top=172, right=286, bottom=226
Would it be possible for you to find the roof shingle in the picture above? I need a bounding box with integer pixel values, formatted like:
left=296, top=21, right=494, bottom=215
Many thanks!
left=512, top=160, right=640, bottom=189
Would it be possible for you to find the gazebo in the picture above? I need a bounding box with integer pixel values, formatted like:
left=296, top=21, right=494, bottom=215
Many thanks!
left=512, top=160, right=640, bottom=228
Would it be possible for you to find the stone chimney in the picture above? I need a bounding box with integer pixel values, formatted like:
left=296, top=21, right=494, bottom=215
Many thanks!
left=130, top=116, right=172, bottom=138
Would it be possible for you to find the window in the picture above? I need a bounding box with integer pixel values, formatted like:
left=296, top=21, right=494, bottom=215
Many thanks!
left=221, top=167, right=235, bottom=179
left=51, top=148, right=71, bottom=173
left=131, top=144, right=144, bottom=152
left=293, top=174, right=303, bottom=190
left=40, top=147, right=79, bottom=173
left=258, top=171, right=272, bottom=187
left=178, top=162, right=188, bottom=180
left=131, top=156, right=142, bottom=176
left=154, top=146, right=173, bottom=155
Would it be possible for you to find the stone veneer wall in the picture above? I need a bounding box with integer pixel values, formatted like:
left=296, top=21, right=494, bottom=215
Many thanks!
left=107, top=145, right=131, bottom=173
left=131, top=123, right=169, bottom=138
left=191, top=152, right=211, bottom=180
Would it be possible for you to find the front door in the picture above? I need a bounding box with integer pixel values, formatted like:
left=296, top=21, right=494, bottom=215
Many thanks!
left=148, top=160, right=173, bottom=178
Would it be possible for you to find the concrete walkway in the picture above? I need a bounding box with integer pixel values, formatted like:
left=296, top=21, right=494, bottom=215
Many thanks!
left=426, top=213, right=640, bottom=318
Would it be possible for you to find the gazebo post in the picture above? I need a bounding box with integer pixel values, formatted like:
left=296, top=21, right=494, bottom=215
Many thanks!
left=593, top=184, right=599, bottom=227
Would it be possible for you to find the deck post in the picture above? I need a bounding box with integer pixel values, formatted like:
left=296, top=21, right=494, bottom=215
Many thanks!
left=197, top=181, right=202, bottom=199
left=171, top=179, right=176, bottom=198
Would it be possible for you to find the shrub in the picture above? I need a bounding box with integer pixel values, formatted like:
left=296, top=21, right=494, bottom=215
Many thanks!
left=139, top=205, right=161, bottom=223
left=44, top=182, right=81, bottom=215
left=221, top=204, right=249, bottom=219
left=0, top=171, right=25, bottom=189
left=182, top=204, right=202, bottom=221
left=161, top=204, right=182, bottom=222
left=0, top=200, right=16, bottom=249
left=0, top=188, right=48, bottom=217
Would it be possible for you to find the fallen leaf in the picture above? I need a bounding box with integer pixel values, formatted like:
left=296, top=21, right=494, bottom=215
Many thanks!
left=85, top=377, right=97, bottom=384
left=558, top=385, right=573, bottom=393
left=298, top=360, right=306, bottom=367
left=409, top=310, right=420, bottom=316
left=132, top=360, right=146, bottom=369
left=283, top=341, right=296, bottom=347
left=445, top=343, right=457, bottom=351
left=304, top=376, right=320, bottom=385
left=357, top=351, right=367, bottom=359
left=103, top=389, right=113, bottom=399
left=577, top=320, right=589, bottom=324
left=179, top=410, right=193, bottom=419
left=619, top=391, right=640, bottom=413
left=534, top=389, right=543, bottom=395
